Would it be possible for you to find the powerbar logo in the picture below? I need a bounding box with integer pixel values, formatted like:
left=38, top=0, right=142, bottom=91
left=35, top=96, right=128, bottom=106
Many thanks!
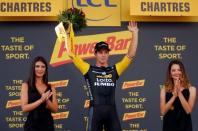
left=52, top=111, right=69, bottom=120
left=123, top=111, right=146, bottom=121
left=48, top=80, right=69, bottom=88
left=6, top=99, right=20, bottom=108
left=122, top=79, right=145, bottom=89
left=50, top=31, right=132, bottom=67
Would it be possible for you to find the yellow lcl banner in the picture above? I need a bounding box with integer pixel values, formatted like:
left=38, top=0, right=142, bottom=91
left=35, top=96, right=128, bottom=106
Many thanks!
left=1, top=0, right=198, bottom=22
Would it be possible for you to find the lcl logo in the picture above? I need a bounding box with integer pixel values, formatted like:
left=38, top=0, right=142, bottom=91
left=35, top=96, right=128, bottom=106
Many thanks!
left=73, top=0, right=118, bottom=21
left=76, top=0, right=117, bottom=7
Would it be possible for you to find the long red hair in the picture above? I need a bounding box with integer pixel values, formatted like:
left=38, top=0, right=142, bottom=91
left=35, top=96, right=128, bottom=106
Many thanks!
left=164, top=60, right=191, bottom=92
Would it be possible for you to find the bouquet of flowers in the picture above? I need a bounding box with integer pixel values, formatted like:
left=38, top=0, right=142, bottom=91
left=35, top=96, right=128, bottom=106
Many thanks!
left=58, top=7, right=87, bottom=32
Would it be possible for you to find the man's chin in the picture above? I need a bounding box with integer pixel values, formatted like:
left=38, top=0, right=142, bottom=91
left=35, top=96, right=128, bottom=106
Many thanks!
left=100, top=61, right=107, bottom=64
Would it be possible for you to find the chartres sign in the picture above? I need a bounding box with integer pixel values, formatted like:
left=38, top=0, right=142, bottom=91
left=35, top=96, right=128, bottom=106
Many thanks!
left=0, top=0, right=65, bottom=16
left=130, top=0, right=198, bottom=16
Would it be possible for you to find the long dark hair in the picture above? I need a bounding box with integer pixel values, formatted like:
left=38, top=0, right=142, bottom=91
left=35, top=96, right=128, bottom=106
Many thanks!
left=164, top=60, right=191, bottom=92
left=27, top=56, right=49, bottom=90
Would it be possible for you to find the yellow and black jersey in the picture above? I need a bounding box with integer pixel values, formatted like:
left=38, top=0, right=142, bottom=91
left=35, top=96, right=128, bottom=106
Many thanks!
left=72, top=55, right=132, bottom=105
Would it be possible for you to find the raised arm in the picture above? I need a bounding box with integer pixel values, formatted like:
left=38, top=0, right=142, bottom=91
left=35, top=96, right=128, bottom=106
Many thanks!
left=116, top=21, right=139, bottom=76
left=68, top=51, right=90, bottom=75
left=127, top=21, right=139, bottom=58
left=65, top=23, right=90, bottom=75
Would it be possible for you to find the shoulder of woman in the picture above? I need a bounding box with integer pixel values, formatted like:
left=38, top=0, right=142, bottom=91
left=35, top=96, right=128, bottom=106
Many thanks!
left=160, top=87, right=166, bottom=93
left=21, top=82, right=29, bottom=92
left=189, top=86, right=196, bottom=91
left=22, top=82, right=28, bottom=87
left=161, top=85, right=166, bottom=90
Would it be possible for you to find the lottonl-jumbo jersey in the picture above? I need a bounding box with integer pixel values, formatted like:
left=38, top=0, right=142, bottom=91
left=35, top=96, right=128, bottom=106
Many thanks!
left=72, top=55, right=132, bottom=106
